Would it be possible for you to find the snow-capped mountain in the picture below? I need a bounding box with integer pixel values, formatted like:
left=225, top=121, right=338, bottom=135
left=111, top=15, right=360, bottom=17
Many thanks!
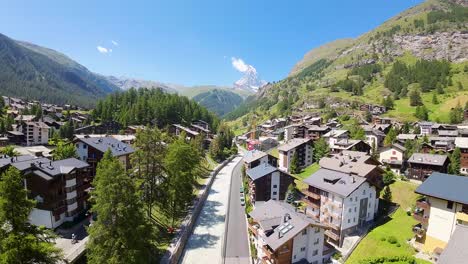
left=234, top=65, right=267, bottom=93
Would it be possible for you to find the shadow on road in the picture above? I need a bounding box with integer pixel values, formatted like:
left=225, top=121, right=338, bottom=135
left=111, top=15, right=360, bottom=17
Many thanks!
left=185, top=233, right=220, bottom=249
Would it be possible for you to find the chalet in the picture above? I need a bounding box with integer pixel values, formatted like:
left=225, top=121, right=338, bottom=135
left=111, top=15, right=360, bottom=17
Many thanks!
left=302, top=152, right=382, bottom=247
left=304, top=117, right=322, bottom=126
left=284, top=124, right=309, bottom=141
left=259, top=137, right=279, bottom=151
left=191, top=120, right=209, bottom=130
left=125, top=125, right=146, bottom=135
left=372, top=116, right=392, bottom=125
left=420, top=142, right=435, bottom=154
left=323, top=130, right=348, bottom=149
left=397, top=134, right=418, bottom=143
left=379, top=143, right=406, bottom=175
left=248, top=200, right=330, bottom=264
left=0, top=155, right=91, bottom=229
left=361, top=125, right=386, bottom=149
left=454, top=137, right=468, bottom=175
left=74, top=136, right=134, bottom=175
left=278, top=138, right=313, bottom=173
left=437, top=130, right=458, bottom=137
left=428, top=136, right=455, bottom=152
left=413, top=173, right=468, bottom=255
left=458, top=128, right=468, bottom=138
left=243, top=149, right=278, bottom=169
left=307, top=125, right=331, bottom=141
left=74, top=121, right=123, bottom=135
left=419, top=122, right=433, bottom=136
left=329, top=139, right=371, bottom=154
left=246, top=164, right=294, bottom=202
left=170, top=124, right=199, bottom=140
left=407, top=153, right=449, bottom=182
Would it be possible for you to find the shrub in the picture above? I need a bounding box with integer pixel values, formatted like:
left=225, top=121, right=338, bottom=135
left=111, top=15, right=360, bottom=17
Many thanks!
left=358, top=255, right=416, bottom=264
left=380, top=237, right=386, bottom=241
left=387, top=236, right=397, bottom=244
left=396, top=243, right=401, bottom=247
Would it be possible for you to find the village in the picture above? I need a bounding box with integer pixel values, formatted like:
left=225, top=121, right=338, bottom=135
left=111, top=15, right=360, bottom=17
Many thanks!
left=236, top=103, right=468, bottom=264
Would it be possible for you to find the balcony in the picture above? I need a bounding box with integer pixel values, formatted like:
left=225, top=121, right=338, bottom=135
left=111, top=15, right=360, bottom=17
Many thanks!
left=456, top=211, right=468, bottom=222
left=301, top=188, right=320, bottom=200
left=262, top=256, right=274, bottom=264
left=248, top=222, right=259, bottom=237
left=262, top=245, right=275, bottom=260
left=413, top=210, right=429, bottom=224
left=302, top=197, right=320, bottom=209
left=325, top=230, right=340, bottom=241
left=416, top=198, right=430, bottom=210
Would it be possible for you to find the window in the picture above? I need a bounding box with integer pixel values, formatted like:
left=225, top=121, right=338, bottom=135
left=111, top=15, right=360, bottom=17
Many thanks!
left=368, top=213, right=370, bottom=218
left=363, top=189, right=366, bottom=195
left=302, top=229, right=307, bottom=235
left=447, top=201, right=454, bottom=209
left=300, top=247, right=306, bottom=252
left=312, top=249, right=318, bottom=256
left=350, top=197, right=353, bottom=202
left=353, top=217, right=356, bottom=223
left=314, top=227, right=320, bottom=233
left=392, top=150, right=396, bottom=155
left=370, top=193, right=373, bottom=198
left=369, top=203, right=371, bottom=208
left=355, top=197, right=358, bottom=202
left=83, top=144, right=87, bottom=149
left=348, top=219, right=351, bottom=223
left=312, top=261, right=318, bottom=264
left=273, top=184, right=278, bottom=188
left=354, top=207, right=357, bottom=212
left=348, top=208, right=352, bottom=213
left=273, top=191, right=277, bottom=195
left=314, top=238, right=319, bottom=245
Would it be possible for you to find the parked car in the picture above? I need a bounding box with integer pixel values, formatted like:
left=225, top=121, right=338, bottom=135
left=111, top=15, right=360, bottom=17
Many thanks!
left=240, top=197, right=245, bottom=206
left=240, top=186, right=244, bottom=193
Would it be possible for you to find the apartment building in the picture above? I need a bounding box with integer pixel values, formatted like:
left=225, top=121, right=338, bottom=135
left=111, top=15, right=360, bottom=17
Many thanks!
left=74, top=136, right=134, bottom=175
left=302, top=152, right=382, bottom=247
left=0, top=155, right=91, bottom=228
left=407, top=153, right=449, bottom=182
left=13, top=121, right=50, bottom=146
left=246, top=163, right=294, bottom=202
left=248, top=200, right=331, bottom=264
left=278, top=138, right=313, bottom=173
left=413, top=172, right=468, bottom=254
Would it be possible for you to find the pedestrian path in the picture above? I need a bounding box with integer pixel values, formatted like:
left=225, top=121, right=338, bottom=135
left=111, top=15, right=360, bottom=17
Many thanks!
left=180, top=156, right=243, bottom=264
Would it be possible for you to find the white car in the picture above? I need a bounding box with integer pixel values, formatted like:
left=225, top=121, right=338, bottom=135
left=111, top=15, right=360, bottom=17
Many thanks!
left=240, top=197, right=245, bottom=206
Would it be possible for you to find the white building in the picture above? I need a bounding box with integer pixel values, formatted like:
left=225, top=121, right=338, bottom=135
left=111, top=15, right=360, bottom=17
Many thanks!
left=248, top=200, right=332, bottom=264
left=278, top=138, right=313, bottom=173
left=15, top=121, right=50, bottom=146
left=413, top=172, right=468, bottom=254
left=322, top=129, right=349, bottom=150
left=379, top=143, right=406, bottom=175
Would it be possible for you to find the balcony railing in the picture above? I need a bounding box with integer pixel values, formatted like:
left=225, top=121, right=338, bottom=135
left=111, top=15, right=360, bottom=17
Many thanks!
left=302, top=197, right=320, bottom=209
left=301, top=189, right=320, bottom=200
left=413, top=211, right=429, bottom=224
left=262, top=245, right=275, bottom=260
left=248, top=223, right=259, bottom=237
left=416, top=198, right=430, bottom=210
left=325, top=230, right=340, bottom=241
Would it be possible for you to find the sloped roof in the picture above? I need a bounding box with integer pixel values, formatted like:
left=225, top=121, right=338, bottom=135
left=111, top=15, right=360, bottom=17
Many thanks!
left=243, top=150, right=268, bottom=164
left=78, top=136, right=134, bottom=157
left=416, top=172, right=468, bottom=205
left=408, top=153, right=448, bottom=166
left=249, top=200, right=327, bottom=251
left=246, top=163, right=277, bottom=181
left=438, top=225, right=468, bottom=264
left=277, top=138, right=311, bottom=152
left=303, top=168, right=366, bottom=197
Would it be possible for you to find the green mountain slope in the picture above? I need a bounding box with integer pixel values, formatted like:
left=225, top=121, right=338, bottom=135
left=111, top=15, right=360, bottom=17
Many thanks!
left=193, top=89, right=244, bottom=116
left=175, top=85, right=253, bottom=99
left=0, top=33, right=119, bottom=107
left=230, top=0, right=468, bottom=127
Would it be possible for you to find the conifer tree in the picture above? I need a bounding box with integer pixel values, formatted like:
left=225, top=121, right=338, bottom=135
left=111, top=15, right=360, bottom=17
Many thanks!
left=87, top=151, right=154, bottom=264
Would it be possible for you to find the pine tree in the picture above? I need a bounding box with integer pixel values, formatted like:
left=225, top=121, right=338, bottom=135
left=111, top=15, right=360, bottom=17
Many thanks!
left=314, top=138, right=330, bottom=161
left=449, top=147, right=461, bottom=175
left=163, top=137, right=203, bottom=226
left=382, top=186, right=392, bottom=202
left=432, top=93, right=439, bottom=104
left=290, top=152, right=300, bottom=174
left=87, top=151, right=154, bottom=263
left=383, top=127, right=397, bottom=147
left=131, top=128, right=167, bottom=218
left=409, top=90, right=423, bottom=106
left=0, top=167, right=62, bottom=263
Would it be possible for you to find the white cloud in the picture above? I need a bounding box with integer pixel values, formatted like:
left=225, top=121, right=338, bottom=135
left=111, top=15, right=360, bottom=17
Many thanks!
left=111, top=40, right=119, bottom=46
left=97, top=46, right=112, bottom=54
left=231, top=57, right=251, bottom=73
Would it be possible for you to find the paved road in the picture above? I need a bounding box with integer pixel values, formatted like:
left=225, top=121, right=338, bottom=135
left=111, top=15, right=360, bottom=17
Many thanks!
left=180, top=156, right=243, bottom=264
left=224, top=159, right=250, bottom=264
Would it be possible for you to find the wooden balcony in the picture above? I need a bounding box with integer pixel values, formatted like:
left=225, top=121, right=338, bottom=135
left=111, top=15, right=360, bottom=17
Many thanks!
left=248, top=223, right=259, bottom=237
left=416, top=198, right=430, bottom=210
left=325, top=230, right=340, bottom=241
left=302, top=197, right=320, bottom=209
left=412, top=223, right=426, bottom=238
left=413, top=211, right=429, bottom=224
left=301, top=189, right=320, bottom=200
left=262, top=245, right=275, bottom=260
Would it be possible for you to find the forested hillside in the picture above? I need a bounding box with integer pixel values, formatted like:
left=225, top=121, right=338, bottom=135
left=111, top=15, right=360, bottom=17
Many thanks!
left=229, top=0, right=468, bottom=128
left=193, top=89, right=243, bottom=116
left=0, top=33, right=119, bottom=107
left=93, top=88, right=219, bottom=129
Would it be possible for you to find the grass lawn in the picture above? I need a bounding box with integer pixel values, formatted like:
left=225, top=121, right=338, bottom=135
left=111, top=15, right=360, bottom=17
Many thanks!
left=292, top=163, right=320, bottom=191
left=346, top=180, right=429, bottom=264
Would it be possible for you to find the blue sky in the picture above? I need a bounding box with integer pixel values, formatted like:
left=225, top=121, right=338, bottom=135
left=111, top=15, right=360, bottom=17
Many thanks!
left=0, top=0, right=423, bottom=86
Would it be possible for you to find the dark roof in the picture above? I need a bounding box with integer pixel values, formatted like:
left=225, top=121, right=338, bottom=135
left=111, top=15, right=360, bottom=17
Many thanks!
left=438, top=225, right=468, bottom=264
left=246, top=163, right=277, bottom=181
left=303, top=168, right=367, bottom=197
left=78, top=136, right=134, bottom=157
left=0, top=155, right=36, bottom=169
left=408, top=153, right=448, bottom=166
left=243, top=150, right=268, bottom=164
left=416, top=172, right=468, bottom=204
